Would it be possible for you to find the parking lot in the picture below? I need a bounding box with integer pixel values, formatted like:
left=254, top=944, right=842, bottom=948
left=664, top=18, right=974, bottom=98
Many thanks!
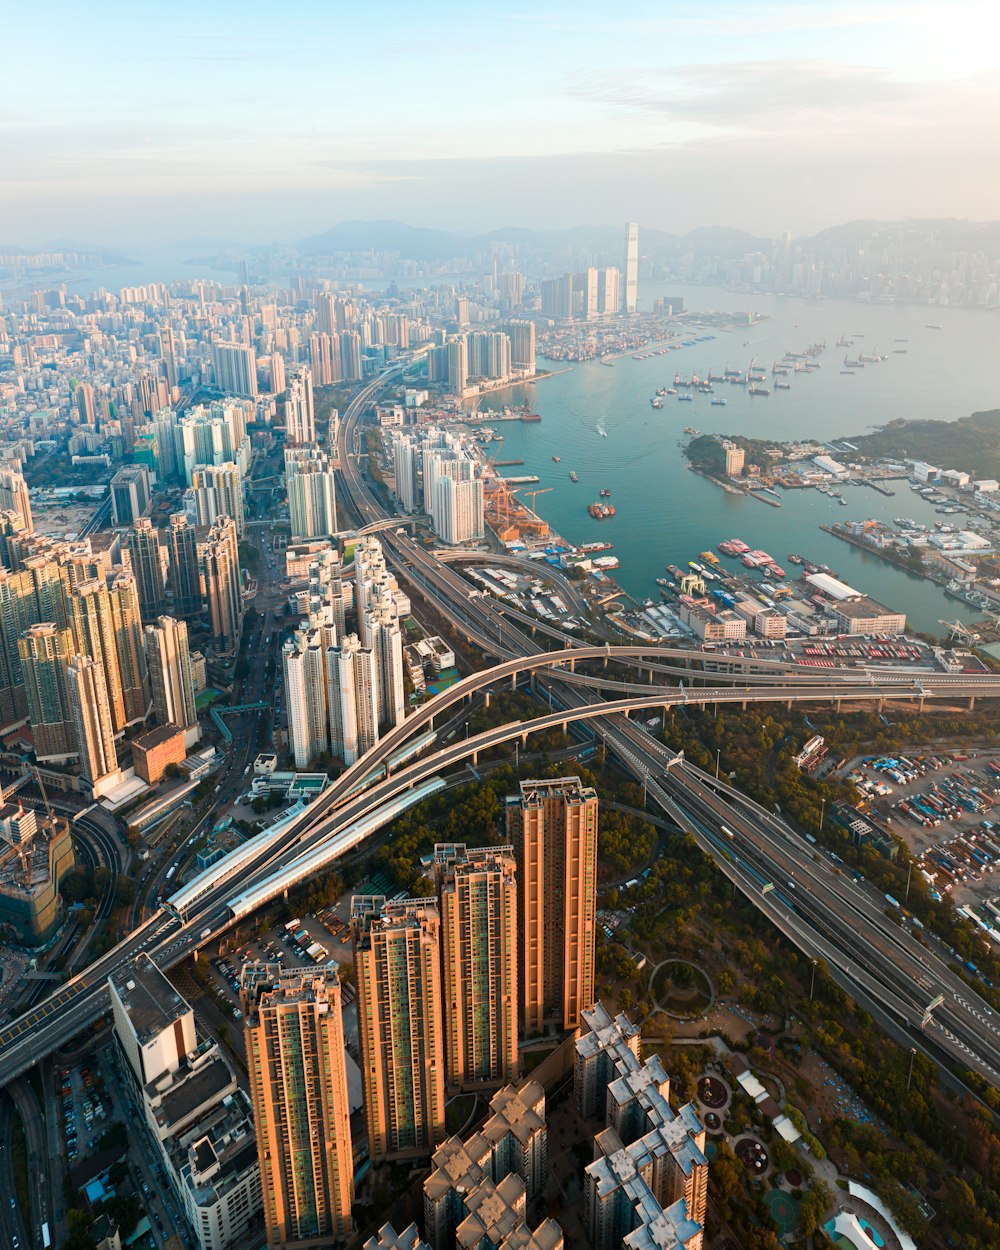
left=59, top=1062, right=109, bottom=1166
left=840, top=749, right=1000, bottom=912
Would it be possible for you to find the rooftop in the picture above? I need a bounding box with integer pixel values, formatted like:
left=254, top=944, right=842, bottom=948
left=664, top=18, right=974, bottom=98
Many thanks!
left=110, top=953, right=191, bottom=1046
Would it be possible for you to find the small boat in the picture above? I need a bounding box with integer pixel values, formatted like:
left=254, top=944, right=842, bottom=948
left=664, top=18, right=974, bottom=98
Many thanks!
left=552, top=455, right=561, bottom=463
left=666, top=388, right=678, bottom=395
left=600, top=488, right=612, bottom=498
left=775, top=381, right=791, bottom=390
left=650, top=398, right=663, bottom=409
left=678, top=394, right=693, bottom=402
left=711, top=397, right=727, bottom=406
left=569, top=470, right=579, bottom=482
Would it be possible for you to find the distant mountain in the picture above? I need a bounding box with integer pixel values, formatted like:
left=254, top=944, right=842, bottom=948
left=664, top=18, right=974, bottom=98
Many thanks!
left=678, top=226, right=772, bottom=254
left=804, top=217, right=1000, bottom=254
left=299, top=220, right=469, bottom=261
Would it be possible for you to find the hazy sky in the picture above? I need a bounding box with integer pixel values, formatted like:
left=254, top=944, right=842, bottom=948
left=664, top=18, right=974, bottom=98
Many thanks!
left=4, top=0, right=1000, bottom=247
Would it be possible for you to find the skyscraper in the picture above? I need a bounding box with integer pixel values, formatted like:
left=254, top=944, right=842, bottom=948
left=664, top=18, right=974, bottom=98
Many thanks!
left=0, top=469, right=33, bottom=535
left=434, top=844, right=518, bottom=1091
left=167, top=513, right=202, bottom=618
left=201, top=517, right=243, bottom=654
left=18, top=624, right=75, bottom=760
left=212, top=342, right=258, bottom=399
left=423, top=450, right=484, bottom=545
left=159, top=325, right=179, bottom=390
left=242, top=964, right=354, bottom=1249
left=624, top=222, right=639, bottom=313
left=284, top=366, right=315, bottom=444
left=351, top=896, right=446, bottom=1163
left=505, top=777, right=598, bottom=1035
left=67, top=654, right=118, bottom=794
left=597, top=268, right=620, bottom=317
left=0, top=567, right=36, bottom=723
left=75, top=381, right=96, bottom=425
left=110, top=464, right=151, bottom=527
left=145, top=615, right=197, bottom=734
left=366, top=605, right=405, bottom=729
left=287, top=458, right=337, bottom=540
left=326, top=634, right=379, bottom=765
left=70, top=580, right=127, bottom=732
left=192, top=462, right=246, bottom=535
left=127, top=517, right=165, bottom=618
left=282, top=631, right=332, bottom=769
left=446, top=337, right=468, bottom=396
left=108, top=571, right=151, bottom=725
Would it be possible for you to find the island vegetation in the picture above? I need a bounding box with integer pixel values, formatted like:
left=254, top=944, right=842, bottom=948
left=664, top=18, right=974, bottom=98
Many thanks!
left=685, top=433, right=777, bottom=477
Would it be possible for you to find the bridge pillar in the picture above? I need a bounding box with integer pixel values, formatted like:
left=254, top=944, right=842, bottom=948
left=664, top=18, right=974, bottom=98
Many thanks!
left=969, top=695, right=977, bottom=711
left=918, top=697, right=925, bottom=713
left=568, top=657, right=576, bottom=672
left=521, top=732, right=528, bottom=747
left=834, top=699, right=842, bottom=713
left=786, top=700, right=792, bottom=710
left=741, top=700, right=747, bottom=711
left=472, top=750, right=479, bottom=765
left=603, top=655, right=608, bottom=669
left=529, top=673, right=537, bottom=693
left=484, top=691, right=491, bottom=709
left=562, top=720, right=568, bottom=733
left=876, top=698, right=883, bottom=713
left=512, top=673, right=517, bottom=690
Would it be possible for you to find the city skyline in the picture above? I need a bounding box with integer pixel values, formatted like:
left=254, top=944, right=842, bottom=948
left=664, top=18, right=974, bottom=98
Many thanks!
left=4, top=1, right=999, bottom=245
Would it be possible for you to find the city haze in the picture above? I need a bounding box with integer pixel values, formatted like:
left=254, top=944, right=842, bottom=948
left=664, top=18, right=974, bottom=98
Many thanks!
left=4, top=0, right=1000, bottom=246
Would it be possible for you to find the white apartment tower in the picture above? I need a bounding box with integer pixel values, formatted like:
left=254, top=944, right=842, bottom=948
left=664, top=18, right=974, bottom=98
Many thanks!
left=67, top=654, right=119, bottom=795
left=327, top=634, right=379, bottom=765
left=624, top=222, right=639, bottom=313
left=284, top=366, right=315, bottom=444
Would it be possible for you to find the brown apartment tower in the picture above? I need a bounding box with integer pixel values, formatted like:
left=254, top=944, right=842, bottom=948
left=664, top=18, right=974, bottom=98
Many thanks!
left=242, top=964, right=354, bottom=1249
left=506, top=776, right=598, bottom=1035
left=434, top=844, right=519, bottom=1091
left=351, top=895, right=447, bottom=1163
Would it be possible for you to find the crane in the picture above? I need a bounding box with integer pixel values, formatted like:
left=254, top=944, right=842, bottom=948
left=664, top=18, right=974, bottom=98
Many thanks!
left=939, top=619, right=981, bottom=644
left=33, top=765, right=56, bottom=829
left=517, top=486, right=553, bottom=513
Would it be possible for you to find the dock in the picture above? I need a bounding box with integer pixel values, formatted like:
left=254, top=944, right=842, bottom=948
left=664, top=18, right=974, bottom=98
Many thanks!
left=494, top=459, right=525, bottom=466
left=500, top=474, right=541, bottom=484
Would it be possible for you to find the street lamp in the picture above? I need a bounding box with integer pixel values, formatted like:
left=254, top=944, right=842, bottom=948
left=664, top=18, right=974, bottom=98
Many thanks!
left=715, top=748, right=721, bottom=780
left=819, top=796, right=826, bottom=835
left=465, top=721, right=470, bottom=741
left=907, top=1047, right=917, bottom=1092
left=904, top=859, right=913, bottom=903
left=809, top=959, right=818, bottom=1001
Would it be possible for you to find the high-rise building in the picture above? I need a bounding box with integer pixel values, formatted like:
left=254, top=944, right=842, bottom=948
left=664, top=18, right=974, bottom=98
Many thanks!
left=287, top=458, right=337, bottom=540
left=242, top=964, right=354, bottom=1249
left=75, top=381, right=97, bottom=425
left=624, top=222, right=639, bottom=313
left=446, top=337, right=468, bottom=396
left=0, top=567, right=37, bottom=724
left=340, top=331, right=363, bottom=382
left=365, top=606, right=405, bottom=729
left=167, top=513, right=202, bottom=618
left=351, top=895, right=446, bottom=1162
left=108, top=571, right=151, bottom=725
left=326, top=633, right=379, bottom=765
left=423, top=449, right=484, bottom=545
left=67, top=654, right=119, bottom=794
left=145, top=615, right=197, bottom=734
left=0, top=469, right=33, bottom=535
left=152, top=407, right=182, bottom=482
left=201, top=516, right=243, bottom=654
left=505, top=777, right=598, bottom=1035
left=127, top=517, right=165, bottom=618
left=180, top=401, right=250, bottom=484
left=723, top=442, right=745, bottom=478
left=434, top=844, right=518, bottom=1091
left=212, top=342, right=258, bottom=399
left=577, top=1005, right=707, bottom=1250
left=597, top=268, right=620, bottom=316
left=504, top=320, right=536, bottom=374
left=575, top=268, right=599, bottom=319
left=18, top=624, right=75, bottom=760
left=282, top=631, right=332, bottom=769
left=192, top=462, right=246, bottom=535
left=284, top=366, right=315, bottom=444
left=110, top=464, right=151, bottom=527
left=159, top=325, right=179, bottom=390
left=70, top=580, right=128, bottom=732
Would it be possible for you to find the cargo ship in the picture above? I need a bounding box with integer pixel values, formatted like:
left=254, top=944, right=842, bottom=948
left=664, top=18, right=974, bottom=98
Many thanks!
left=666, top=564, right=685, bottom=579
left=699, top=551, right=721, bottom=566
left=588, top=501, right=615, bottom=519
left=717, top=538, right=749, bottom=557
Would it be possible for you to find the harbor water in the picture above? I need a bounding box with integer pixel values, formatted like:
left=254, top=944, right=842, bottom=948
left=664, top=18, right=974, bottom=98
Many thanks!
left=479, top=285, right=1000, bottom=634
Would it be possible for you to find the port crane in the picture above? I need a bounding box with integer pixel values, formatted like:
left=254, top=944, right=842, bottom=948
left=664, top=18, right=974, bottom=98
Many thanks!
left=939, top=619, right=981, bottom=644
left=516, top=486, right=553, bottom=512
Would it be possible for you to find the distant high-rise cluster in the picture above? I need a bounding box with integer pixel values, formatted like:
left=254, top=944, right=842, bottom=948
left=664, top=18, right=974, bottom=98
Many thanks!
left=540, top=268, right=622, bottom=321
left=624, top=221, right=640, bottom=313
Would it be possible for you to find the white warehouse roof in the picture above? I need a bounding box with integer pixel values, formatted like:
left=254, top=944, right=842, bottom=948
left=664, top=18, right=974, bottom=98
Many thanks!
left=804, top=572, right=861, bottom=601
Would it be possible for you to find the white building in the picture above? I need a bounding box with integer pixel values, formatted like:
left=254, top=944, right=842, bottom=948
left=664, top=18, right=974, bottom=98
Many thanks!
left=212, top=342, right=257, bottom=399
left=327, top=634, right=379, bottom=765
left=284, top=366, right=315, bottom=444
left=623, top=223, right=639, bottom=313
left=288, top=459, right=338, bottom=540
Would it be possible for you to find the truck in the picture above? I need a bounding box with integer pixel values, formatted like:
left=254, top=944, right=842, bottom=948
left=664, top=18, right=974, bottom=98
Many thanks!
left=885, top=894, right=901, bottom=909
left=41, top=1224, right=51, bottom=1250
left=200, top=927, right=212, bottom=940
left=284, top=918, right=301, bottom=932
left=308, top=944, right=329, bottom=963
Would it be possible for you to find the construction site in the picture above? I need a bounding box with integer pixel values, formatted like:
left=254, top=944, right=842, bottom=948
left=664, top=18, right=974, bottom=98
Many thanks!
left=0, top=775, right=76, bottom=945
left=483, top=472, right=552, bottom=543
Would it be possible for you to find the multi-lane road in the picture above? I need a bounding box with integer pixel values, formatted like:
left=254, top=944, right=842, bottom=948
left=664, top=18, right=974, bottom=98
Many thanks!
left=2, top=356, right=1000, bottom=1113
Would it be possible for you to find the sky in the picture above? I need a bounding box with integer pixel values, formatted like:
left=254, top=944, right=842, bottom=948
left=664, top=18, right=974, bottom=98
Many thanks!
left=3, top=0, right=1000, bottom=247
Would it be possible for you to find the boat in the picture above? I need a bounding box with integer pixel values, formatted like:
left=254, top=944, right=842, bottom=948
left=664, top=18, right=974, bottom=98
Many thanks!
left=787, top=553, right=804, bottom=565
left=683, top=426, right=699, bottom=435
left=748, top=384, right=771, bottom=396
left=699, top=551, right=721, bottom=566
left=666, top=388, right=678, bottom=395
left=775, top=381, right=791, bottom=390
left=926, top=324, right=942, bottom=330
left=552, top=455, right=561, bottom=463
left=678, top=394, right=693, bottom=402
left=651, top=398, right=663, bottom=408
left=600, top=488, right=612, bottom=498
left=711, top=397, right=727, bottom=406
left=569, top=471, right=579, bottom=482
left=666, top=564, right=684, bottom=579
left=656, top=577, right=672, bottom=588
left=839, top=497, right=848, bottom=506
left=598, top=429, right=608, bottom=438
left=587, top=501, right=615, bottom=519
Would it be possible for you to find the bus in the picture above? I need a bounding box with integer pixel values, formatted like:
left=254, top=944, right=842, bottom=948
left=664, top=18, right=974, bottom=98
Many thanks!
left=42, top=1223, right=51, bottom=1249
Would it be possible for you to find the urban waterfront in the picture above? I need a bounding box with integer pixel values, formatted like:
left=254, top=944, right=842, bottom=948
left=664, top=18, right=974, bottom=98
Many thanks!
left=479, top=284, right=1000, bottom=634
